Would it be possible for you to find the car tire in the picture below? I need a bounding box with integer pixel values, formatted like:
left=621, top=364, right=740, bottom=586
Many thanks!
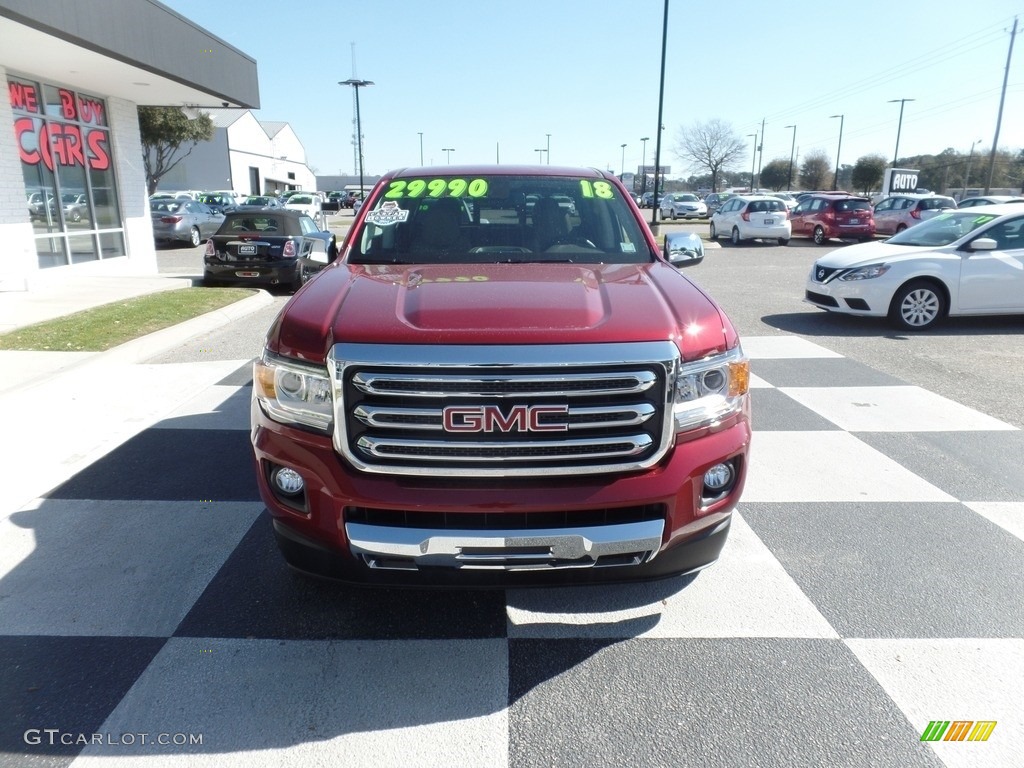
left=730, top=227, right=741, bottom=245
left=188, top=226, right=201, bottom=248
left=670, top=209, right=677, bottom=220
left=813, top=226, right=827, bottom=245
left=709, top=222, right=718, bottom=241
left=778, top=238, right=790, bottom=246
left=896, top=224, right=908, bottom=233
left=888, top=280, right=946, bottom=331
left=70, top=210, right=82, bottom=222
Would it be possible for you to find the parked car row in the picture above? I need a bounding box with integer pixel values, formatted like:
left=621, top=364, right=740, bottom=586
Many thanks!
left=697, top=190, right=1024, bottom=247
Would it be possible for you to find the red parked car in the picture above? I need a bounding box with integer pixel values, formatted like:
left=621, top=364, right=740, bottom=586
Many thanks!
left=789, top=194, right=875, bottom=244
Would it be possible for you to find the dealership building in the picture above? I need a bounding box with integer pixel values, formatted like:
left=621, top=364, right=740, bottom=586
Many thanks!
left=0, top=0, right=259, bottom=293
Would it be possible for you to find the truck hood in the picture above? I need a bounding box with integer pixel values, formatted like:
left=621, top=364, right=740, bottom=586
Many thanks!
left=269, top=261, right=736, bottom=363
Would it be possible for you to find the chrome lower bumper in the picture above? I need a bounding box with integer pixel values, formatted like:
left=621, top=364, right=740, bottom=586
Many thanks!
left=345, top=519, right=666, bottom=572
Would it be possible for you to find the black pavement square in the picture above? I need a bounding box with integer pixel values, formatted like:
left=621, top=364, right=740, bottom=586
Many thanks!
left=174, top=514, right=508, bottom=641
left=853, top=430, right=1024, bottom=502
left=0, top=636, right=166, bottom=768
left=741, top=501, right=1024, bottom=638
left=751, top=357, right=905, bottom=389
left=508, top=637, right=940, bottom=768
left=49, top=429, right=258, bottom=501
left=750, top=388, right=842, bottom=431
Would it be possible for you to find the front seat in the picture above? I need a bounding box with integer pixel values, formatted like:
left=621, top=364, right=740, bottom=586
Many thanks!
left=410, top=198, right=468, bottom=256
left=531, top=197, right=570, bottom=251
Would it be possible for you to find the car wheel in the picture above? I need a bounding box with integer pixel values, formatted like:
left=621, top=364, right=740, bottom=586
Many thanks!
left=70, top=210, right=82, bottom=222
left=670, top=209, right=677, bottom=220
left=188, top=226, right=201, bottom=248
left=813, top=226, right=827, bottom=245
left=730, top=227, right=741, bottom=245
left=896, top=224, right=908, bottom=233
left=709, top=222, right=718, bottom=241
left=889, top=280, right=946, bottom=331
left=778, top=238, right=790, bottom=246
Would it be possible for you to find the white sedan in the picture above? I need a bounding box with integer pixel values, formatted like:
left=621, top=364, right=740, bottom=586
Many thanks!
left=659, top=193, right=707, bottom=220
left=284, top=194, right=322, bottom=221
left=804, top=205, right=1024, bottom=330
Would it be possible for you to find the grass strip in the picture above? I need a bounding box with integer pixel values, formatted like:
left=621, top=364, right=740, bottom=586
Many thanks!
left=0, top=287, right=256, bottom=351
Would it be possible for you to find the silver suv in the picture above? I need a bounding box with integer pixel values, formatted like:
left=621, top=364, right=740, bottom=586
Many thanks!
left=873, top=194, right=956, bottom=236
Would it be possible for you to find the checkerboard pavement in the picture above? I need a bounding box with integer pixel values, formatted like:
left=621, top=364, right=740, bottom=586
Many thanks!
left=1, top=336, right=1022, bottom=767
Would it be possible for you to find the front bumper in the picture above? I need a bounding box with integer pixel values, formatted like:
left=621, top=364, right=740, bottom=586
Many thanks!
left=804, top=277, right=892, bottom=317
left=252, top=399, right=749, bottom=586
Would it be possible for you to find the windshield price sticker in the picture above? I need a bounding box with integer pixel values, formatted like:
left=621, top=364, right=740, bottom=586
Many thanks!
left=972, top=215, right=996, bottom=225
left=364, top=200, right=410, bottom=226
left=385, top=178, right=489, bottom=199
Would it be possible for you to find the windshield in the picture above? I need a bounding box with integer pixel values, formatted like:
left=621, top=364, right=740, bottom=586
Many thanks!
left=886, top=211, right=1002, bottom=247
left=349, top=173, right=653, bottom=265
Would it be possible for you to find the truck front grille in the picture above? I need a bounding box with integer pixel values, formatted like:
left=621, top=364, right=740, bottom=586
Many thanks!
left=330, top=342, right=679, bottom=477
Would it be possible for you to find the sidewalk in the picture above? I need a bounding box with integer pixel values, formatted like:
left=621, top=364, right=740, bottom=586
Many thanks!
left=0, top=273, right=274, bottom=395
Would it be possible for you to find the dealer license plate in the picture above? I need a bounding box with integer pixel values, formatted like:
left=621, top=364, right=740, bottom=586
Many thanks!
left=238, top=244, right=257, bottom=255
left=763, top=218, right=775, bottom=225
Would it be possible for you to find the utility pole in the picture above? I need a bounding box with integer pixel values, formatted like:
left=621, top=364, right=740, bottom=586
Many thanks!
left=755, top=117, right=765, bottom=192
left=985, top=16, right=1018, bottom=194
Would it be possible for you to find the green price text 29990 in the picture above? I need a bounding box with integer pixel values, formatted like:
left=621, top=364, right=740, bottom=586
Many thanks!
left=384, top=178, right=489, bottom=199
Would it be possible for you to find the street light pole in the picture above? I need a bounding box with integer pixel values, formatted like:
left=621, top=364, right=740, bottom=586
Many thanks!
left=620, top=143, right=627, bottom=176
left=442, top=147, right=454, bottom=164
left=748, top=133, right=757, bottom=192
left=535, top=149, right=545, bottom=164
left=339, top=78, right=374, bottom=200
left=650, top=0, right=669, bottom=230
left=784, top=124, right=796, bottom=190
left=830, top=114, right=844, bottom=191
left=546, top=133, right=551, bottom=164
left=888, top=98, right=915, bottom=166
left=963, top=139, right=981, bottom=197
left=640, top=136, right=649, bottom=196
left=418, top=132, right=423, bottom=165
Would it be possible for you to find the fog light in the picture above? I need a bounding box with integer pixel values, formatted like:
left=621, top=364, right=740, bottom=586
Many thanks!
left=703, top=462, right=734, bottom=492
left=272, top=466, right=305, bottom=496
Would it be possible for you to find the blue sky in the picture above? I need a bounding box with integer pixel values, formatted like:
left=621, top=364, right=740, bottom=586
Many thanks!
left=162, top=0, right=1022, bottom=181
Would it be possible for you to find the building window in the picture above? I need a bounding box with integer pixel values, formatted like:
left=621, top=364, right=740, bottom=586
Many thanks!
left=9, top=76, right=123, bottom=268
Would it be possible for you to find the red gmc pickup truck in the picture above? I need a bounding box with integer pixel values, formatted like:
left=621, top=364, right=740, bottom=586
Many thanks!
left=251, top=165, right=750, bottom=586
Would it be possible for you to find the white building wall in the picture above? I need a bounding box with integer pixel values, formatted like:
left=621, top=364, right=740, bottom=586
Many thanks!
left=0, top=64, right=40, bottom=292
left=0, top=72, right=157, bottom=290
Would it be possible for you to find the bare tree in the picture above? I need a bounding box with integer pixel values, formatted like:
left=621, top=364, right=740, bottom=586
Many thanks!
left=674, top=119, right=747, bottom=193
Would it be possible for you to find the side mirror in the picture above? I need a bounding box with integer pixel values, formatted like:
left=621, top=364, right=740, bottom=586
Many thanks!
left=664, top=231, right=704, bottom=268
left=968, top=237, right=998, bottom=252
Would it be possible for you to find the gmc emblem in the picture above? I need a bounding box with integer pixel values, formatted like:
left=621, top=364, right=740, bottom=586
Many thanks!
left=442, top=404, right=569, bottom=433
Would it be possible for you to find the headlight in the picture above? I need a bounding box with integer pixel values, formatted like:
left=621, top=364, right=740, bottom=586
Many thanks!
left=254, top=352, right=333, bottom=432
left=839, top=263, right=890, bottom=281
left=673, top=346, right=749, bottom=432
